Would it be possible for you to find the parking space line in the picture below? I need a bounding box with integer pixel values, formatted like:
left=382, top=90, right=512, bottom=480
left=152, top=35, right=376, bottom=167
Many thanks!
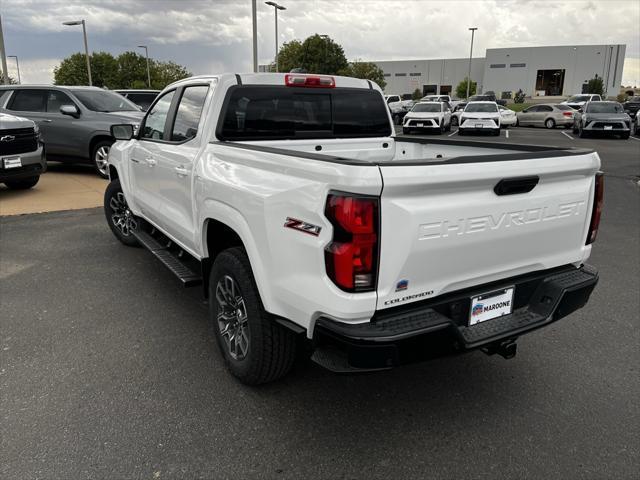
left=561, top=131, right=574, bottom=140
left=630, top=136, right=640, bottom=141
left=505, top=130, right=509, bottom=139
left=448, top=130, right=458, bottom=137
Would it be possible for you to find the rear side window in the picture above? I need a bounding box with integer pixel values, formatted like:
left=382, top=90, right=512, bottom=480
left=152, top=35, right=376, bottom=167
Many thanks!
left=8, top=90, right=47, bottom=112
left=555, top=104, right=573, bottom=111
left=47, top=91, right=74, bottom=113
left=219, top=86, right=391, bottom=140
left=171, top=86, right=209, bottom=141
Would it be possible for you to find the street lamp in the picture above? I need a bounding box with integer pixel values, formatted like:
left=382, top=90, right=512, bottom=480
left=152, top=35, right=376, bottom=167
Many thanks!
left=7, top=55, right=20, bottom=84
left=466, top=27, right=478, bottom=99
left=63, top=19, right=92, bottom=86
left=265, top=1, right=286, bottom=72
left=138, top=45, right=151, bottom=87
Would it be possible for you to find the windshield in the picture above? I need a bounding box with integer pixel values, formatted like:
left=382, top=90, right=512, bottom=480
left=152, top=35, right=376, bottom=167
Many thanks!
left=469, top=95, right=492, bottom=101
left=566, top=95, right=590, bottom=103
left=465, top=103, right=498, bottom=113
left=585, top=103, right=624, bottom=114
left=72, top=90, right=139, bottom=112
left=412, top=103, right=441, bottom=113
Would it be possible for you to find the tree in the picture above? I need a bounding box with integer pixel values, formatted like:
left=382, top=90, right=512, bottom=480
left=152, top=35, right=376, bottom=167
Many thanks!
left=53, top=51, right=191, bottom=89
left=338, top=60, right=386, bottom=90
left=586, top=74, right=604, bottom=96
left=275, top=34, right=348, bottom=74
left=411, top=88, right=422, bottom=100
left=455, top=77, right=477, bottom=99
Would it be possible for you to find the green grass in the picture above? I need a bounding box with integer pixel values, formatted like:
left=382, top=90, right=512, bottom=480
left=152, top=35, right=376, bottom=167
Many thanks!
left=506, top=103, right=533, bottom=112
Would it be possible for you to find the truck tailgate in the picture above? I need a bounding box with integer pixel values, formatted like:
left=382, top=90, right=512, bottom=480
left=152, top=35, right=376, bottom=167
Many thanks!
left=377, top=153, right=600, bottom=310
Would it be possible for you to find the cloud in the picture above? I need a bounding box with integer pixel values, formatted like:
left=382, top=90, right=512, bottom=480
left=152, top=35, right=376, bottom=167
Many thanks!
left=2, top=0, right=639, bottom=85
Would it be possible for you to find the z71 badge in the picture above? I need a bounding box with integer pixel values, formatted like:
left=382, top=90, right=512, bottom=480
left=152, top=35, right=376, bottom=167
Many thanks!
left=284, top=217, right=322, bottom=236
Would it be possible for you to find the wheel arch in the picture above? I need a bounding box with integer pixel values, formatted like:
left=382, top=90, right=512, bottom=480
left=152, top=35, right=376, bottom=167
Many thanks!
left=89, top=134, right=114, bottom=159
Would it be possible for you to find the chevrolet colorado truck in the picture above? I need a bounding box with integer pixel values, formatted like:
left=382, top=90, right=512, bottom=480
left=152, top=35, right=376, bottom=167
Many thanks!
left=105, top=73, right=601, bottom=385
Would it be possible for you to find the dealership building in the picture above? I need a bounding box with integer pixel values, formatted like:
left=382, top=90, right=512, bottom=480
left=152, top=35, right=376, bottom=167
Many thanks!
left=373, top=44, right=626, bottom=99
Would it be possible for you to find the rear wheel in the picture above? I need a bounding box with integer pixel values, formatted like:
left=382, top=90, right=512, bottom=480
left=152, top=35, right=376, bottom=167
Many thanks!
left=4, top=175, right=39, bottom=190
left=578, top=124, right=588, bottom=138
left=92, top=140, right=113, bottom=179
left=104, top=178, right=140, bottom=247
left=545, top=118, right=556, bottom=129
left=209, top=247, right=297, bottom=385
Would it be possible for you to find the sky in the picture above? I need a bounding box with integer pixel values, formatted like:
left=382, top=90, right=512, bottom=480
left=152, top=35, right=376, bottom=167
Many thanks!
left=2, top=0, right=639, bottom=86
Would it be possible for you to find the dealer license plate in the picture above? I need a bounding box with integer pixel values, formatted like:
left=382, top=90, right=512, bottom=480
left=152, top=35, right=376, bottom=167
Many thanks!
left=3, top=156, right=22, bottom=169
left=475, top=123, right=483, bottom=128
left=417, top=123, right=424, bottom=127
left=604, top=125, right=613, bottom=130
left=469, top=287, right=514, bottom=326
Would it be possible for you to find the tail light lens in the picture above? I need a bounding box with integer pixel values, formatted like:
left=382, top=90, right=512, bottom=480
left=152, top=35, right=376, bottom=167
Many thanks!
left=285, top=74, right=335, bottom=88
left=563, top=111, right=573, bottom=117
left=325, top=193, right=379, bottom=292
left=586, top=172, right=604, bottom=245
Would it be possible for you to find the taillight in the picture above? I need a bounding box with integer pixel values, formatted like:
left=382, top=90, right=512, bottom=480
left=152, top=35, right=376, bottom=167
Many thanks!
left=586, top=172, right=604, bottom=245
left=563, top=111, right=573, bottom=117
left=325, top=192, right=379, bottom=292
left=285, top=74, right=335, bottom=88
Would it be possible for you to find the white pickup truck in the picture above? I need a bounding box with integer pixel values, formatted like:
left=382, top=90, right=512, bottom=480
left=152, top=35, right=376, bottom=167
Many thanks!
left=105, top=73, right=601, bottom=384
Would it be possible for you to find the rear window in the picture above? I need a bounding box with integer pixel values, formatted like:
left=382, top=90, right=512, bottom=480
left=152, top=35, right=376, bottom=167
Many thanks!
left=555, top=104, right=574, bottom=111
left=219, top=86, right=391, bottom=140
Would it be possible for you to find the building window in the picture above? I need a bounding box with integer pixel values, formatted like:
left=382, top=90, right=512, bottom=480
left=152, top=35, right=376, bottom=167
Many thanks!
left=510, top=63, right=526, bottom=68
left=395, top=73, right=406, bottom=77
left=409, top=72, right=421, bottom=77
left=383, top=73, right=391, bottom=77
left=490, top=64, right=506, bottom=68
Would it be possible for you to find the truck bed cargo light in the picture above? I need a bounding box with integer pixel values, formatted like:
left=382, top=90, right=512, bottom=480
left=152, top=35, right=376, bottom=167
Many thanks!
left=285, top=74, right=335, bottom=88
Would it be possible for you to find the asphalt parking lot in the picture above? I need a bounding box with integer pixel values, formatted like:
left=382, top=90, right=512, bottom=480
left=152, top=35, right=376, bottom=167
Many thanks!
left=1, top=127, right=639, bottom=479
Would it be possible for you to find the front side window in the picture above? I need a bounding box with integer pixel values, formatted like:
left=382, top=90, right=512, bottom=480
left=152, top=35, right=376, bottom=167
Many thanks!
left=141, top=91, right=175, bottom=140
left=172, top=86, right=209, bottom=142
left=71, top=90, right=138, bottom=112
left=47, top=91, right=75, bottom=113
left=465, top=103, right=498, bottom=113
left=8, top=89, right=46, bottom=112
left=539, top=105, right=553, bottom=112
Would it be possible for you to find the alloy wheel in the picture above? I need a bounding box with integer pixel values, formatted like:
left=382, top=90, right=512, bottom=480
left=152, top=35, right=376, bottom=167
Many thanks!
left=95, top=146, right=110, bottom=176
left=216, top=275, right=249, bottom=360
left=109, top=191, right=137, bottom=237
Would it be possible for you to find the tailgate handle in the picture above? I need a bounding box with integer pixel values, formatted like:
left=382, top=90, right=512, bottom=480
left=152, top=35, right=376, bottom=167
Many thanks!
left=494, top=176, right=539, bottom=196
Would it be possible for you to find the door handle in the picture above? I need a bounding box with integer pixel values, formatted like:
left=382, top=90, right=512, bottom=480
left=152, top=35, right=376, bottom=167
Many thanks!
left=174, top=166, right=188, bottom=177
left=145, top=157, right=157, bottom=167
left=40, top=119, right=52, bottom=123
left=131, top=158, right=140, bottom=163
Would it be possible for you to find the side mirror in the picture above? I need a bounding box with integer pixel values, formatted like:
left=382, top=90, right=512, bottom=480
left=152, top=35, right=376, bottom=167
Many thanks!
left=60, top=104, right=80, bottom=117
left=111, top=124, right=134, bottom=141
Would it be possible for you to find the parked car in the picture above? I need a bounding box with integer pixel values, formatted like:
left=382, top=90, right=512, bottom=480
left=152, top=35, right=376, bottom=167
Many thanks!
left=498, top=105, right=517, bottom=127
left=470, top=93, right=507, bottom=106
left=450, top=102, right=467, bottom=126
left=104, top=72, right=600, bottom=384
left=458, top=101, right=501, bottom=135
left=516, top=104, right=575, bottom=129
left=635, top=114, right=640, bottom=136
left=561, top=94, right=602, bottom=110
left=572, top=101, right=631, bottom=138
left=0, top=112, right=46, bottom=189
left=115, top=89, right=161, bottom=111
left=622, top=95, right=640, bottom=120
left=402, top=101, right=452, bottom=134
left=0, top=85, right=144, bottom=178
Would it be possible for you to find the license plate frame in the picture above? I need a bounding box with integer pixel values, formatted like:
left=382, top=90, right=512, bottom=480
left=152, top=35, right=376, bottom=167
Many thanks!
left=469, top=287, right=514, bottom=326
left=2, top=156, right=22, bottom=169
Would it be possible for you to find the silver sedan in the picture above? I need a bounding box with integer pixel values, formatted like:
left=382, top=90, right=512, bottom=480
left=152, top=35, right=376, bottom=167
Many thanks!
left=516, top=104, right=575, bottom=129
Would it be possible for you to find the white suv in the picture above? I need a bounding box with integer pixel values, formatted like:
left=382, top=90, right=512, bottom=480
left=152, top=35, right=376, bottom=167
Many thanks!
left=458, top=101, right=501, bottom=136
left=402, top=101, right=452, bottom=134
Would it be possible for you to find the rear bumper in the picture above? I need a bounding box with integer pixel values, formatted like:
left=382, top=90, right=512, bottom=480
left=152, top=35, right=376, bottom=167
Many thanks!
left=0, top=145, right=46, bottom=182
left=313, top=264, right=598, bottom=369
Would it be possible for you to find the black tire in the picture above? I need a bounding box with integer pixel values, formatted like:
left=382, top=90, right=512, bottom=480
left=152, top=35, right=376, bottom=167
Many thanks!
left=451, top=116, right=459, bottom=127
left=445, top=121, right=452, bottom=132
left=402, top=127, right=410, bottom=134
left=578, top=124, right=588, bottom=138
left=104, top=178, right=140, bottom=247
left=438, top=124, right=444, bottom=134
left=458, top=128, right=465, bottom=136
left=573, top=122, right=579, bottom=134
left=92, top=140, right=113, bottom=179
left=4, top=175, right=39, bottom=190
left=545, top=118, right=556, bottom=129
left=209, top=247, right=297, bottom=385
left=621, top=132, right=630, bottom=139
left=392, top=114, right=400, bottom=125
left=492, top=128, right=500, bottom=136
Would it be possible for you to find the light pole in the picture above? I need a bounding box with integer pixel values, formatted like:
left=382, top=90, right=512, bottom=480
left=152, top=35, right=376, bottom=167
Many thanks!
left=0, top=15, right=9, bottom=85
left=466, top=27, right=478, bottom=99
left=138, top=45, right=151, bottom=87
left=251, top=0, right=258, bottom=72
left=319, top=34, right=329, bottom=66
left=7, top=55, right=20, bottom=84
left=63, top=19, right=92, bottom=86
left=265, top=1, right=286, bottom=72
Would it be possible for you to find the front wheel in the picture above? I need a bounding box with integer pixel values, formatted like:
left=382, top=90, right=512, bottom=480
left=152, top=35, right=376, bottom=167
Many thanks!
left=92, top=140, right=113, bottom=179
left=4, top=175, right=39, bottom=190
left=209, top=247, right=297, bottom=385
left=104, top=178, right=140, bottom=247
